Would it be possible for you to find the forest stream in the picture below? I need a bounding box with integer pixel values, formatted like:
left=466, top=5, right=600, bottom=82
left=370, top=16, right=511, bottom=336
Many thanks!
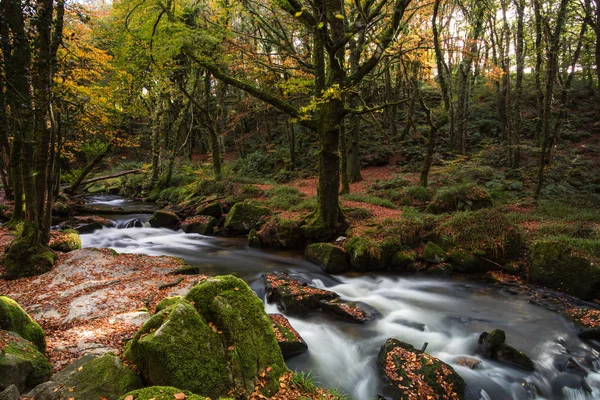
left=80, top=195, right=600, bottom=400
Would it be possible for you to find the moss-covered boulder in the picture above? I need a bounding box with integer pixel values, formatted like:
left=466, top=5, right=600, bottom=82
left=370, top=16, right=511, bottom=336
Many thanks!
left=390, top=250, right=417, bottom=272
left=121, top=386, right=208, bottom=400
left=181, top=215, right=217, bottom=235
left=0, top=330, right=51, bottom=393
left=265, top=272, right=338, bottom=316
left=426, top=183, right=492, bottom=214
left=529, top=240, right=600, bottom=300
left=478, top=329, right=534, bottom=371
left=149, top=210, right=181, bottom=230
left=377, top=338, right=466, bottom=400
left=436, top=209, right=522, bottom=273
left=49, top=229, right=82, bottom=253
left=0, top=296, right=46, bottom=352
left=29, top=353, right=143, bottom=400
left=269, top=314, right=308, bottom=359
left=2, top=235, right=57, bottom=279
left=256, top=216, right=305, bottom=248
left=125, top=275, right=288, bottom=398
left=155, top=296, right=182, bottom=313
left=224, top=202, right=271, bottom=235
left=344, top=236, right=403, bottom=271
left=52, top=201, right=73, bottom=217
left=305, top=243, right=349, bottom=274
left=196, top=200, right=223, bottom=219
left=422, top=241, right=446, bottom=263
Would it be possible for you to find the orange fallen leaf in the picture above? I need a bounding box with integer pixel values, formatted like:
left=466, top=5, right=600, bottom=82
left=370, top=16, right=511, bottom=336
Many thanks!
left=174, top=393, right=187, bottom=399
left=124, top=396, right=134, bottom=400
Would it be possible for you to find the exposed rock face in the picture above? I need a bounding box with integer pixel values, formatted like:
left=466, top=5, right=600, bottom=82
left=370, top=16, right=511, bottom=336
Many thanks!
left=305, top=243, right=349, bottom=274
left=529, top=240, right=600, bottom=300
left=269, top=314, right=308, bottom=358
left=0, top=296, right=46, bottom=352
left=124, top=275, right=288, bottom=399
left=377, top=338, right=466, bottom=400
left=224, top=202, right=271, bottom=235
left=478, top=329, right=534, bottom=371
left=149, top=210, right=181, bottom=229
left=181, top=215, right=217, bottom=235
left=0, top=330, right=52, bottom=394
left=25, top=353, right=143, bottom=400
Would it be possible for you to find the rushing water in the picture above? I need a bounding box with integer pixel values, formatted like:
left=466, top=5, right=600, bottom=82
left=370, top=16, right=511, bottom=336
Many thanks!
left=79, top=195, right=600, bottom=400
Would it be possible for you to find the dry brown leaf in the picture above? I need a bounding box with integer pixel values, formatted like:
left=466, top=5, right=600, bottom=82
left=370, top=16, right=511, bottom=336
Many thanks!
left=173, top=393, right=187, bottom=400
left=124, top=396, right=134, bottom=400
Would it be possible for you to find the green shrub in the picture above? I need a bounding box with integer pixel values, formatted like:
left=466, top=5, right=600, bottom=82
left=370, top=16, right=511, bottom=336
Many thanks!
left=266, top=186, right=305, bottom=210
left=369, top=175, right=410, bottom=191
left=426, top=183, right=492, bottom=213
left=342, top=194, right=397, bottom=209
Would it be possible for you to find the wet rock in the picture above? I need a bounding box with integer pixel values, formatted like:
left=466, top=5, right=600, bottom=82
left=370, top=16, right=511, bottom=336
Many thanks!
left=265, top=272, right=338, bottom=316
left=256, top=216, right=305, bottom=248
left=124, top=275, right=288, bottom=398
left=0, top=385, right=19, bottom=400
left=377, top=338, right=466, bottom=400
left=28, top=353, right=143, bottom=400
left=0, top=330, right=52, bottom=393
left=181, top=215, right=217, bottom=235
left=269, top=314, right=308, bottom=358
left=319, top=299, right=380, bottom=323
left=121, top=386, right=208, bottom=400
left=422, top=241, right=446, bottom=264
left=425, top=262, right=453, bottom=275
left=149, top=210, right=181, bottom=230
left=0, top=296, right=46, bottom=352
left=553, top=355, right=588, bottom=377
left=196, top=200, right=223, bottom=219
left=529, top=240, right=600, bottom=300
left=390, top=250, right=417, bottom=272
left=224, top=202, right=271, bottom=235
left=305, top=243, right=349, bottom=274
left=478, top=329, right=534, bottom=371
left=455, top=357, right=483, bottom=369
left=391, top=318, right=426, bottom=332
left=344, top=236, right=402, bottom=271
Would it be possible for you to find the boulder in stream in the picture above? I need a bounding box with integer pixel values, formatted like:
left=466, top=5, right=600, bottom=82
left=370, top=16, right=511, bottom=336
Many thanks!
left=224, top=202, right=271, bottom=235
left=478, top=329, right=534, bottom=371
left=255, top=216, right=305, bottom=248
left=181, top=215, right=217, bottom=235
left=149, top=210, right=181, bottom=229
left=0, top=296, right=46, bottom=352
left=0, top=330, right=52, bottom=394
left=269, top=314, right=308, bottom=358
left=26, top=353, right=143, bottom=400
left=377, top=338, right=466, bottom=400
left=196, top=200, right=223, bottom=219
left=124, top=275, right=288, bottom=398
left=305, top=243, right=349, bottom=274
left=319, top=299, right=380, bottom=323
left=265, top=272, right=338, bottom=316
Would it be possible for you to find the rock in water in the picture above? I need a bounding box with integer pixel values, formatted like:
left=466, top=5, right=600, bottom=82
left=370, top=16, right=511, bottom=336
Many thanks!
left=149, top=210, right=180, bottom=229
left=319, top=299, right=380, bottom=323
left=26, top=353, right=143, bottom=400
left=0, top=330, right=52, bottom=394
left=121, top=386, right=208, bottom=400
left=0, top=296, right=46, bottom=352
left=377, top=338, right=466, bottom=400
left=124, top=275, right=288, bottom=399
left=224, top=202, right=271, bottom=235
left=269, top=314, right=308, bottom=358
left=478, top=329, right=534, bottom=371
left=305, top=243, right=349, bottom=274
left=181, top=215, right=217, bottom=235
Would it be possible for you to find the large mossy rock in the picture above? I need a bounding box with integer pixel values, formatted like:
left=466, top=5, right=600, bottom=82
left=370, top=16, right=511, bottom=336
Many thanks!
left=2, top=236, right=57, bottom=279
left=529, top=240, right=600, bottom=300
left=255, top=216, right=305, bottom=248
left=181, top=215, right=217, bottom=235
left=478, top=329, right=534, bottom=371
left=196, top=200, right=223, bottom=219
left=344, top=236, right=402, bottom=271
left=149, top=210, right=181, bottom=229
left=49, top=229, right=82, bottom=253
left=421, top=241, right=446, bottom=264
left=0, top=296, right=46, bottom=352
left=269, top=314, right=308, bottom=359
left=28, top=353, right=143, bottom=400
left=224, top=202, right=271, bottom=235
left=0, top=330, right=51, bottom=393
left=125, top=275, right=287, bottom=399
left=305, top=243, right=349, bottom=274
left=377, top=338, right=466, bottom=400
left=121, top=386, right=208, bottom=400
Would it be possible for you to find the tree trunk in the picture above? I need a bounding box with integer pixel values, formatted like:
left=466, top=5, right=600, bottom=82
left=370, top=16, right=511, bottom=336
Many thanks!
left=512, top=0, right=525, bottom=168
left=533, top=0, right=544, bottom=143
left=340, top=120, right=349, bottom=194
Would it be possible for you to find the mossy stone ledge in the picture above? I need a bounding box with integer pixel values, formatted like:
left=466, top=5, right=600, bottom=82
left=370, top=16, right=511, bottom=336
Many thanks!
left=304, top=243, right=349, bottom=274
left=224, top=202, right=271, bottom=235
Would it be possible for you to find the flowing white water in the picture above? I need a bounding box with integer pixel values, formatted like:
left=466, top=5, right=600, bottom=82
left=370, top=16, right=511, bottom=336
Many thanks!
left=78, top=196, right=600, bottom=400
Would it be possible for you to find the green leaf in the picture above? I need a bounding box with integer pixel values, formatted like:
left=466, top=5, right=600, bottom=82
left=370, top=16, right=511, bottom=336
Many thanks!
left=317, top=22, right=324, bottom=29
left=335, top=14, right=344, bottom=20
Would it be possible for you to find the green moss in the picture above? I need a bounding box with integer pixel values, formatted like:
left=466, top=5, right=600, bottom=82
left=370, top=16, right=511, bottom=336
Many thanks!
left=257, top=216, right=305, bottom=248
left=422, top=241, right=446, bottom=263
left=305, top=243, right=348, bottom=274
left=149, top=210, right=180, bottom=229
left=224, top=202, right=271, bottom=234
left=0, top=330, right=51, bottom=391
left=341, top=193, right=398, bottom=209
left=426, top=183, right=492, bottom=214
left=121, top=386, right=208, bottom=400
left=49, top=229, right=82, bottom=252
left=0, top=296, right=46, bottom=352
left=390, top=250, right=417, bottom=271
left=181, top=216, right=217, bottom=235
left=529, top=239, right=600, bottom=300
left=266, top=186, right=305, bottom=211
left=2, top=232, right=57, bottom=279
left=155, top=296, right=182, bottom=313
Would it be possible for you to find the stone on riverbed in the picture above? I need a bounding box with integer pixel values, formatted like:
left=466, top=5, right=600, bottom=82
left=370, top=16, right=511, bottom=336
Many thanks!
left=0, top=296, right=46, bottom=352
left=224, top=202, right=271, bottom=235
left=478, top=329, right=534, bottom=371
left=269, top=314, right=308, bottom=358
left=319, top=299, right=380, bottom=323
left=377, top=338, right=466, bottom=400
left=149, top=210, right=181, bottom=229
left=181, top=215, right=217, bottom=235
